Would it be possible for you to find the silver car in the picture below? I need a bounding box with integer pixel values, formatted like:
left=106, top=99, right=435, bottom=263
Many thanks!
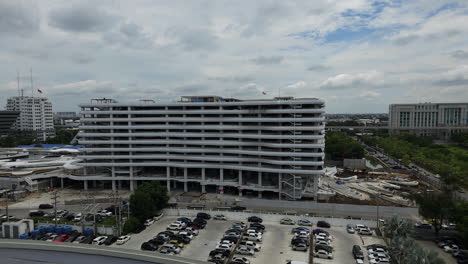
left=347, top=224, right=355, bottom=234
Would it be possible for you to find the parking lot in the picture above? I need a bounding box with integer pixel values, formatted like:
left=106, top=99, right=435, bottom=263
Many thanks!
left=113, top=215, right=386, bottom=264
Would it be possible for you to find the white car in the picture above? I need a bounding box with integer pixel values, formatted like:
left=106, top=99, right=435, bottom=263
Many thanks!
left=97, top=210, right=112, bottom=217
left=240, top=241, right=261, bottom=251
left=73, top=213, right=82, bottom=222
left=216, top=243, right=234, bottom=251
left=243, top=233, right=262, bottom=242
left=443, top=244, right=459, bottom=253
left=167, top=223, right=183, bottom=231
left=178, top=231, right=194, bottom=240
left=298, top=219, right=313, bottom=226
left=153, top=212, right=164, bottom=221
left=46, top=234, right=58, bottom=242
left=246, top=229, right=262, bottom=235
left=184, top=227, right=199, bottom=236
left=236, top=246, right=255, bottom=255
left=370, top=259, right=390, bottom=264
left=217, top=240, right=235, bottom=247
left=92, top=236, right=108, bottom=245
left=368, top=248, right=388, bottom=254
left=160, top=244, right=181, bottom=254
left=231, top=257, right=250, bottom=264
left=214, top=214, right=227, bottom=220
left=116, top=235, right=131, bottom=245
left=314, top=249, right=333, bottom=259
left=315, top=240, right=331, bottom=246
left=144, top=218, right=155, bottom=226
left=368, top=253, right=390, bottom=261
left=280, top=218, right=295, bottom=225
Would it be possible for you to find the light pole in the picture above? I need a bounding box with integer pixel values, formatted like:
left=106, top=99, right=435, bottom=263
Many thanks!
left=376, top=193, right=380, bottom=229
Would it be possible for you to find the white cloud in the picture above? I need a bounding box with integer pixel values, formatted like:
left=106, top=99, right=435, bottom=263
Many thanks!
left=319, top=71, right=384, bottom=90
left=287, top=81, right=307, bottom=89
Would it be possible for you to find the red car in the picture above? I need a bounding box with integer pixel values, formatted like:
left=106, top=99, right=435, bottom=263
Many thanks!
left=54, top=234, right=69, bottom=242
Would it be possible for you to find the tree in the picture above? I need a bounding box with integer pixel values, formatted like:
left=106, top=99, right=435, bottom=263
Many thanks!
left=325, top=132, right=365, bottom=160
left=129, top=182, right=169, bottom=223
left=413, top=192, right=453, bottom=235
left=383, top=215, right=413, bottom=240
left=451, top=132, right=468, bottom=146
left=123, top=216, right=142, bottom=234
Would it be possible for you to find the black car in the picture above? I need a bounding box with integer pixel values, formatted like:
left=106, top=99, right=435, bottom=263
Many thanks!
left=291, top=238, right=309, bottom=246
left=149, top=237, right=166, bottom=246
left=315, top=244, right=333, bottom=253
left=222, top=236, right=238, bottom=243
left=209, top=249, right=230, bottom=257
left=230, top=206, right=247, bottom=211
left=80, top=236, right=94, bottom=244
left=65, top=234, right=80, bottom=243
left=250, top=223, right=265, bottom=230
left=248, top=226, right=264, bottom=233
left=141, top=242, right=158, bottom=251
left=317, top=221, right=331, bottom=228
left=175, top=235, right=191, bottom=244
left=65, top=213, right=75, bottom=221
left=197, top=212, right=211, bottom=220
left=104, top=235, right=118, bottom=245
left=247, top=216, right=263, bottom=223
left=353, top=245, right=364, bottom=260
left=38, top=204, right=53, bottom=209
left=29, top=210, right=45, bottom=217
left=177, top=217, right=192, bottom=224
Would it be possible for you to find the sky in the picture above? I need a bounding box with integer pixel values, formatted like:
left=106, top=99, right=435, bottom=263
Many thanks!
left=0, top=0, right=467, bottom=113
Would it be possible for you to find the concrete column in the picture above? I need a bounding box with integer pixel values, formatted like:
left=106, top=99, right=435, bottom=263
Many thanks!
left=258, top=191, right=262, bottom=198
left=118, top=180, right=122, bottom=189
left=130, top=180, right=134, bottom=192
left=202, top=168, right=205, bottom=181
left=278, top=173, right=282, bottom=200
left=258, top=172, right=262, bottom=186
left=220, top=168, right=224, bottom=182
left=84, top=180, right=88, bottom=191
left=238, top=189, right=243, bottom=196
left=219, top=185, right=224, bottom=194
left=111, top=180, right=116, bottom=192
left=184, top=168, right=188, bottom=192
left=93, top=180, right=97, bottom=188
left=238, top=170, right=242, bottom=185
left=201, top=185, right=206, bottom=193
left=166, top=167, right=171, bottom=192
left=313, top=176, right=319, bottom=201
left=60, top=178, right=64, bottom=189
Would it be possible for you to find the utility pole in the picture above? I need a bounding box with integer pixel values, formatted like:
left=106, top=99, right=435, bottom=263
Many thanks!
left=52, top=190, right=60, bottom=228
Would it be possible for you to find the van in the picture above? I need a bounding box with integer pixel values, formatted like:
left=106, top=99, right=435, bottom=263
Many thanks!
left=167, top=222, right=183, bottom=231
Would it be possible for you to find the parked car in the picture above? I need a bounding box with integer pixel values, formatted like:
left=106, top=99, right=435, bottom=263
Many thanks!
left=314, top=249, right=333, bottom=259
left=292, top=227, right=310, bottom=234
left=141, top=242, right=158, bottom=251
left=197, top=212, right=211, bottom=220
left=347, top=224, right=355, bottom=234
left=243, top=233, right=262, bottom=242
left=317, top=221, right=331, bottom=228
left=177, top=217, right=192, bottom=224
left=72, top=236, right=86, bottom=244
left=239, top=241, right=261, bottom=252
left=312, top=229, right=329, bottom=235
left=167, top=222, right=184, bottom=231
left=414, top=222, right=432, bottom=229
left=29, top=210, right=45, bottom=217
left=214, top=214, right=227, bottom=220
left=104, top=235, right=118, bottom=245
left=144, top=218, right=155, bottom=226
left=231, top=256, right=250, bottom=264
left=53, top=234, right=69, bottom=242
left=358, top=228, right=372, bottom=236
left=80, top=236, right=94, bottom=244
left=92, top=236, right=108, bottom=245
left=236, top=246, right=255, bottom=255
left=368, top=247, right=388, bottom=254
left=116, top=235, right=131, bottom=245
left=353, top=245, right=364, bottom=260
left=209, top=249, right=230, bottom=257
left=184, top=226, right=199, bottom=235
left=168, top=239, right=185, bottom=248
left=292, top=243, right=308, bottom=251
left=64, top=233, right=80, bottom=242
left=160, top=244, right=181, bottom=254
left=39, top=204, right=53, bottom=209
left=73, top=213, right=82, bottom=222
left=292, top=238, right=309, bottom=247
left=280, top=218, right=295, bottom=225
left=298, top=219, right=313, bottom=226
left=444, top=244, right=459, bottom=253
left=97, top=209, right=112, bottom=217
left=250, top=223, right=265, bottom=230
left=154, top=212, right=164, bottom=221
left=230, top=206, right=247, bottom=211
left=315, top=244, right=333, bottom=253
left=247, top=216, right=262, bottom=223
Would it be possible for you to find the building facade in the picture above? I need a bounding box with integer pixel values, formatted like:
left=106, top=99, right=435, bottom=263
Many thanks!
left=0, top=111, right=20, bottom=136
left=78, top=96, right=325, bottom=200
left=6, top=96, right=55, bottom=141
left=389, top=103, right=468, bottom=139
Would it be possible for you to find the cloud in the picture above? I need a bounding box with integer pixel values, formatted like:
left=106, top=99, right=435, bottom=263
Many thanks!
left=208, top=75, right=255, bottom=83
left=319, top=71, right=384, bottom=90
left=48, top=80, right=115, bottom=96
left=358, top=90, right=381, bottom=99
left=0, top=0, right=39, bottom=36
left=165, top=27, right=218, bottom=51
left=49, top=5, right=119, bottom=32
left=70, top=53, right=95, bottom=64
left=232, top=83, right=265, bottom=97
left=307, top=65, right=330, bottom=72
left=250, top=55, right=283, bottom=65
left=450, top=50, right=468, bottom=60
left=103, top=22, right=153, bottom=49
left=287, top=81, right=307, bottom=89
left=433, top=65, right=468, bottom=86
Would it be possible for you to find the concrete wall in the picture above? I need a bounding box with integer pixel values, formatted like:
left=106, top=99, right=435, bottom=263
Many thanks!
left=163, top=208, right=379, bottom=228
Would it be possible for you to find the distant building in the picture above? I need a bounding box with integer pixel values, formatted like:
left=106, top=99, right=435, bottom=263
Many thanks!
left=54, top=112, right=77, bottom=119
left=389, top=103, right=468, bottom=139
left=78, top=96, right=325, bottom=200
left=6, top=96, right=55, bottom=141
left=0, top=111, right=20, bottom=136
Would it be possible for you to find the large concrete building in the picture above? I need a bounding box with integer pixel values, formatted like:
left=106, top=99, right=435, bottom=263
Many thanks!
left=6, top=96, right=55, bottom=141
left=0, top=111, right=20, bottom=136
left=389, top=102, right=468, bottom=139
left=78, top=96, right=325, bottom=200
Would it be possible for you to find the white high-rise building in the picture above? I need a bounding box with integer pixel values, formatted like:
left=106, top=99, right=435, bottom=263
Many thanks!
left=78, top=96, right=325, bottom=200
left=6, top=96, right=55, bottom=141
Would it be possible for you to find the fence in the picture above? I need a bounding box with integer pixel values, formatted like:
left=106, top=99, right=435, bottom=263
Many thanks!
left=163, top=208, right=379, bottom=228
left=36, top=223, right=115, bottom=235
